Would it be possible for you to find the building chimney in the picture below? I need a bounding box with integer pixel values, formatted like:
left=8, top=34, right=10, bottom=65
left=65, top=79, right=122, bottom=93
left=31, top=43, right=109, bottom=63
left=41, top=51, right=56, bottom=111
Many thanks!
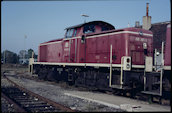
left=142, top=3, right=151, bottom=30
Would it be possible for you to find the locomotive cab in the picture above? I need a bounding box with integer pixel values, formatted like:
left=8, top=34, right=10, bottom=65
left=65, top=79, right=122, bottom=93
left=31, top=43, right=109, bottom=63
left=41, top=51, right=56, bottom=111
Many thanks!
left=65, top=21, right=115, bottom=38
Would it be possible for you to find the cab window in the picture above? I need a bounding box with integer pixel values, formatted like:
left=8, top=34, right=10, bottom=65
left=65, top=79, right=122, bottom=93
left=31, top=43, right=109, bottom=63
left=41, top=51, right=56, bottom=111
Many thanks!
left=101, top=25, right=110, bottom=31
left=83, top=24, right=95, bottom=34
left=73, top=29, right=77, bottom=37
left=66, top=29, right=74, bottom=38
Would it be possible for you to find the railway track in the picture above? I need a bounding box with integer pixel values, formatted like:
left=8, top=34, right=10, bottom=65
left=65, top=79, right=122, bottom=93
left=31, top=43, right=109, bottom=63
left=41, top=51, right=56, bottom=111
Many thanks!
left=22, top=74, right=170, bottom=105
left=2, top=75, right=76, bottom=112
left=3, top=71, right=170, bottom=107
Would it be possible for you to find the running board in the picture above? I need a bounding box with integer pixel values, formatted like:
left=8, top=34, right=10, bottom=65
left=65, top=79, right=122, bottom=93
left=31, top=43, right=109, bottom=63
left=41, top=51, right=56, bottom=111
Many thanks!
left=141, top=91, right=161, bottom=96
left=110, top=85, right=123, bottom=89
left=143, top=71, right=162, bottom=96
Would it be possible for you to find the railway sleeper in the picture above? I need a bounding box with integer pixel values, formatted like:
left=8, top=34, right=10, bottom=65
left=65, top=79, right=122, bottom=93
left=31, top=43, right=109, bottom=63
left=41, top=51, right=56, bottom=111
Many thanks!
left=29, top=107, right=61, bottom=112
left=25, top=104, right=54, bottom=110
left=28, top=107, right=56, bottom=112
left=20, top=101, right=46, bottom=105
left=23, top=103, right=50, bottom=108
left=14, top=97, right=33, bottom=102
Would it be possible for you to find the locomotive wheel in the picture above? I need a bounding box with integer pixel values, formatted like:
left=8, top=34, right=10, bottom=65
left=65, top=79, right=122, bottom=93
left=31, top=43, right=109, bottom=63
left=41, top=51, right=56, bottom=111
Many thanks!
left=68, top=80, right=74, bottom=86
left=47, top=71, right=55, bottom=81
left=38, top=69, right=47, bottom=80
left=47, top=68, right=58, bottom=82
left=74, top=72, right=86, bottom=87
left=74, top=76, right=80, bottom=87
left=128, top=77, right=143, bottom=98
left=61, top=71, right=68, bottom=82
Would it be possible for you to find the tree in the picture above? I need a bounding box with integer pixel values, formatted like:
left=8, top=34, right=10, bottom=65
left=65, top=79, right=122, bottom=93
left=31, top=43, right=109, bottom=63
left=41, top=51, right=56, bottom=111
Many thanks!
left=12, top=53, right=19, bottom=63
left=27, top=48, right=38, bottom=59
left=27, top=49, right=34, bottom=58
left=2, top=50, right=19, bottom=64
left=1, top=52, right=3, bottom=60
left=34, top=54, right=38, bottom=59
left=19, top=50, right=27, bottom=59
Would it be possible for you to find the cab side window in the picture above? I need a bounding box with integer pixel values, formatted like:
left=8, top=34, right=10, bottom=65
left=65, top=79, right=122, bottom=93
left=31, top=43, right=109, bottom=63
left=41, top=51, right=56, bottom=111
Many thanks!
left=83, top=24, right=95, bottom=34
left=101, top=25, right=110, bottom=31
left=73, top=29, right=77, bottom=37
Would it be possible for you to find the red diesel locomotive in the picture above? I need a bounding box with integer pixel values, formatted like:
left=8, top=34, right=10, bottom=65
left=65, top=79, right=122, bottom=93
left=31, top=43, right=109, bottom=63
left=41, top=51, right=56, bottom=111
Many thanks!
left=29, top=21, right=171, bottom=101
left=29, top=21, right=171, bottom=99
left=29, top=21, right=170, bottom=99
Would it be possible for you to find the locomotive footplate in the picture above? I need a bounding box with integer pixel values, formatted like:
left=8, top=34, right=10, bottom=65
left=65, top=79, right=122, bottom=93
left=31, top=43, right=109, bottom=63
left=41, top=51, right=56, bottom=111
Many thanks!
left=142, top=71, right=162, bottom=96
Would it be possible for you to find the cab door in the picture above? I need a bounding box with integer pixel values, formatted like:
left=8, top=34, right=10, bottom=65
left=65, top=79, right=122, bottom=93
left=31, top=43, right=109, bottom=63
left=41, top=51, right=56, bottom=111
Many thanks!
left=63, top=40, right=70, bottom=62
left=70, top=38, right=77, bottom=63
left=63, top=28, right=78, bottom=63
left=79, top=24, right=95, bottom=63
left=78, top=35, right=86, bottom=63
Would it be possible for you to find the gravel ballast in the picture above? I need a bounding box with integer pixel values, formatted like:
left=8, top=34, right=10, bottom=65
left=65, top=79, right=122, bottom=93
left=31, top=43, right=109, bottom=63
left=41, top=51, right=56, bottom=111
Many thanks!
left=3, top=74, right=170, bottom=112
left=1, top=77, right=20, bottom=112
left=3, top=75, right=123, bottom=112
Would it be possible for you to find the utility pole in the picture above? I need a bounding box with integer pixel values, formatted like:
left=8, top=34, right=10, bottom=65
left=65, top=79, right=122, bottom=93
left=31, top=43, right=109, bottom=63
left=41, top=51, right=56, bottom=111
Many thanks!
left=4, top=50, right=5, bottom=64
left=23, top=35, right=27, bottom=63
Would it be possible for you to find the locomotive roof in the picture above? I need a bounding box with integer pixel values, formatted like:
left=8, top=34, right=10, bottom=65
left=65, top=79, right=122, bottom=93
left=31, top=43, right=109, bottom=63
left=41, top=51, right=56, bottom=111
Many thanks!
left=65, top=20, right=115, bottom=30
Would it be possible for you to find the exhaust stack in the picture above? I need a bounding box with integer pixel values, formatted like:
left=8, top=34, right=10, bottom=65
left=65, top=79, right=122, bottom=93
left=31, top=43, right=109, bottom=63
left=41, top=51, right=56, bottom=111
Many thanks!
left=146, top=3, right=149, bottom=16
left=142, top=3, right=151, bottom=30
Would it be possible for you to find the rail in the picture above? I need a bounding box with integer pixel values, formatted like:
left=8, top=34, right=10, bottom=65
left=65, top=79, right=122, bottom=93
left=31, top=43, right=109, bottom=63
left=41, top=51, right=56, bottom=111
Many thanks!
left=2, top=75, right=76, bottom=112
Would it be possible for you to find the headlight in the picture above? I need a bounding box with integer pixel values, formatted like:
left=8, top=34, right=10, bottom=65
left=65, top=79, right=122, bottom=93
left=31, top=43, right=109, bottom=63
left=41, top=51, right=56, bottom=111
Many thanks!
left=126, top=64, right=130, bottom=69
left=143, top=43, right=147, bottom=49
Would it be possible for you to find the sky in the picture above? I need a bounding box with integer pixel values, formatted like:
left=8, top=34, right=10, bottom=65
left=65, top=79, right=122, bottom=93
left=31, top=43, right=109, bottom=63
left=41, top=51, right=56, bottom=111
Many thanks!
left=1, top=0, right=171, bottom=54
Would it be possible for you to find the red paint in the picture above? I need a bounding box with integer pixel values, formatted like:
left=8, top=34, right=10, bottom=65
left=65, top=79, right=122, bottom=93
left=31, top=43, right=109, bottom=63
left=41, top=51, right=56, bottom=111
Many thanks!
left=38, top=21, right=153, bottom=65
left=164, top=24, right=171, bottom=66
